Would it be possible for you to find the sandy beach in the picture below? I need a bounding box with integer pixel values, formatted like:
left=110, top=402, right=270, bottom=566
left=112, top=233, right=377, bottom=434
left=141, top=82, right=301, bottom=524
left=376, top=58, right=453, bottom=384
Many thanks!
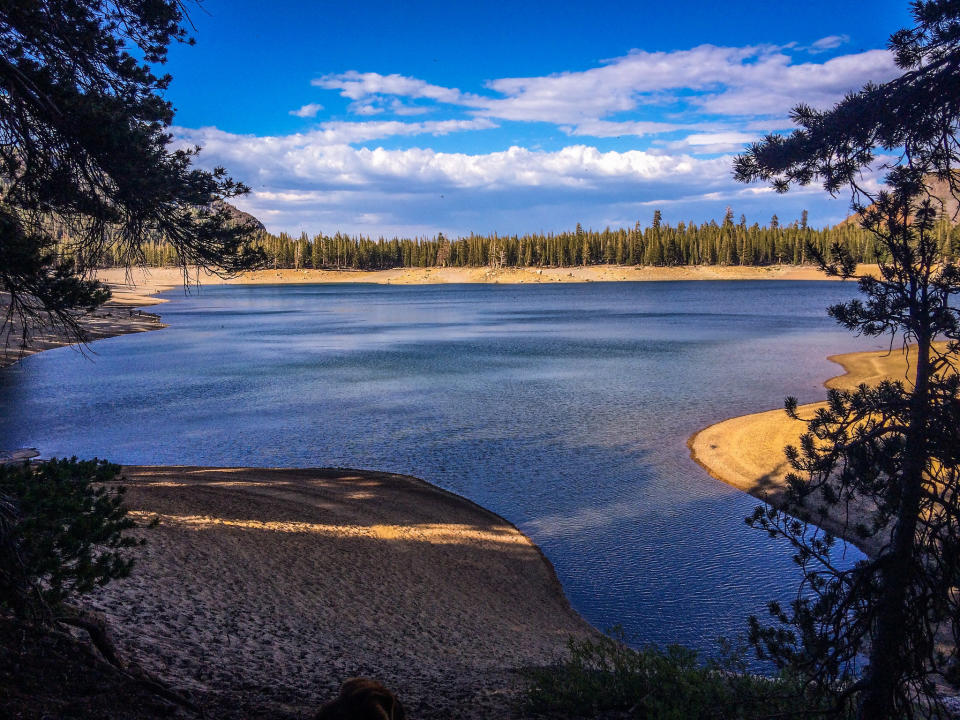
left=0, top=303, right=165, bottom=369
left=0, top=267, right=176, bottom=368
left=688, top=343, right=946, bottom=556
left=81, top=466, right=596, bottom=718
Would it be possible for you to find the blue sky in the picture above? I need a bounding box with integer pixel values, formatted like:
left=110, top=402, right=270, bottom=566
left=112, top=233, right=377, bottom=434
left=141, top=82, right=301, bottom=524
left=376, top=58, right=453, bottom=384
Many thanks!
left=164, top=0, right=912, bottom=237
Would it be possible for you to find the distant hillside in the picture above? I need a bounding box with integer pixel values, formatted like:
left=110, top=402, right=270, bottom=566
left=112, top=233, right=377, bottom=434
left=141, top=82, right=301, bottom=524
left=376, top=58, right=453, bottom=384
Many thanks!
left=840, top=176, right=960, bottom=227
left=210, top=200, right=266, bottom=232
left=924, top=176, right=960, bottom=221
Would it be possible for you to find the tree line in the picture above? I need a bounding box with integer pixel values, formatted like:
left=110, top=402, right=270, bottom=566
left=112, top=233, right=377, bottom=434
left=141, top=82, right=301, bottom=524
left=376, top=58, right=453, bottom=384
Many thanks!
left=75, top=208, right=960, bottom=271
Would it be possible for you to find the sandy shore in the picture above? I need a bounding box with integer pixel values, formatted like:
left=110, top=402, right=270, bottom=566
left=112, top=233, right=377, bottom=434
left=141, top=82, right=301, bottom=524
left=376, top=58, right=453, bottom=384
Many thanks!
left=0, top=305, right=166, bottom=368
left=88, top=466, right=597, bottom=718
left=94, top=263, right=880, bottom=290
left=0, top=267, right=178, bottom=368
left=688, top=344, right=944, bottom=556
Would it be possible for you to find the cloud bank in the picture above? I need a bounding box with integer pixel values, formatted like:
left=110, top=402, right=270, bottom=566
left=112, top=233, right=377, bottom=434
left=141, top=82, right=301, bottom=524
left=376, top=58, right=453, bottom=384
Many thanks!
left=183, top=41, right=899, bottom=236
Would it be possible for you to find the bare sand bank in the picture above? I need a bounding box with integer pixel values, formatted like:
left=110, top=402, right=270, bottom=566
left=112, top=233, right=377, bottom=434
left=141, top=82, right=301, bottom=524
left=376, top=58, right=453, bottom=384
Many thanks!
left=94, top=262, right=881, bottom=290
left=688, top=344, right=945, bottom=556
left=0, top=306, right=165, bottom=368
left=89, top=466, right=597, bottom=719
left=0, top=266, right=178, bottom=368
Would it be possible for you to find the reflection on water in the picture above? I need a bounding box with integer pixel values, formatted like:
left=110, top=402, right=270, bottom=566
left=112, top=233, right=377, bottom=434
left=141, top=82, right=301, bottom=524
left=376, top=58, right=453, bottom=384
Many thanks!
left=0, top=281, right=881, bottom=652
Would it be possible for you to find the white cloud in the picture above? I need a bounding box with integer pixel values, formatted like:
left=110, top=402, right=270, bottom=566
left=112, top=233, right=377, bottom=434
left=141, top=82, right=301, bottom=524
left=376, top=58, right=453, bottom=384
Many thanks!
left=696, top=49, right=896, bottom=115
left=315, top=118, right=497, bottom=144
left=389, top=99, right=430, bottom=116
left=181, top=124, right=731, bottom=191
left=660, top=131, right=759, bottom=154
left=314, top=45, right=897, bottom=125
left=561, top=119, right=695, bottom=138
left=180, top=118, right=496, bottom=153
left=344, top=97, right=434, bottom=117
left=289, top=102, right=324, bottom=118
left=742, top=117, right=794, bottom=132
left=348, top=101, right=384, bottom=116
left=809, top=34, right=850, bottom=52
left=312, top=71, right=470, bottom=104
left=181, top=120, right=746, bottom=236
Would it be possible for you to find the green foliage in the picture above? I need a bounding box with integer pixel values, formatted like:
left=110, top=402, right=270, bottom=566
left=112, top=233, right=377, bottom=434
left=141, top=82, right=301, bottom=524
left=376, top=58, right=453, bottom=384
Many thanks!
left=522, top=631, right=844, bottom=719
left=0, top=459, right=141, bottom=619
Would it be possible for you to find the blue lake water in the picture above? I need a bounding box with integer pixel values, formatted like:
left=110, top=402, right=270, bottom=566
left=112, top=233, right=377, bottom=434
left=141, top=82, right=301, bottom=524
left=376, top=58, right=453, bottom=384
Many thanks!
left=0, top=281, right=883, bottom=652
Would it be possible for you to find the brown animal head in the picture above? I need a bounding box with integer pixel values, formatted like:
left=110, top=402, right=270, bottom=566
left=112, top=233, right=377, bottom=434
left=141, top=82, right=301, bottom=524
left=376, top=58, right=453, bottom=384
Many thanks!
left=315, top=678, right=406, bottom=720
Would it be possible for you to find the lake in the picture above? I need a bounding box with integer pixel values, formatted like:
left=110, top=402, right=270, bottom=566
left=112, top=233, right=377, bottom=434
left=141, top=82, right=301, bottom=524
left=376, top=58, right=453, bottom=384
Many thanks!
left=0, top=281, right=882, bottom=652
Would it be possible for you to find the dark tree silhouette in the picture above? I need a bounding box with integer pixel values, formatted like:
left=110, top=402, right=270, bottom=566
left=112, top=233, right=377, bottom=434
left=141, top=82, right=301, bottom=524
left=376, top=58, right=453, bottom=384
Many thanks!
left=0, top=459, right=138, bottom=620
left=735, top=2, right=960, bottom=717
left=0, top=0, right=263, bottom=349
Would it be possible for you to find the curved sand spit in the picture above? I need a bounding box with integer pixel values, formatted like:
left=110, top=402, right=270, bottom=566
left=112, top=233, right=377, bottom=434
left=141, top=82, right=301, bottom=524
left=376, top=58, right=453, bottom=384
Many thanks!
left=688, top=343, right=948, bottom=557
left=88, top=466, right=597, bottom=718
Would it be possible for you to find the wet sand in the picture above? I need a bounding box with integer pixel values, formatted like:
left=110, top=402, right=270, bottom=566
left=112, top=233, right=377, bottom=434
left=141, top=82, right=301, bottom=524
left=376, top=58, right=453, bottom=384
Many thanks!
left=88, top=466, right=597, bottom=718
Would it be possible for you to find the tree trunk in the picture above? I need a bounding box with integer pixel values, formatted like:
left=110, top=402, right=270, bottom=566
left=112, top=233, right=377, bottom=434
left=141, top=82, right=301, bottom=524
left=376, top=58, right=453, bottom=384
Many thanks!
left=857, top=332, right=931, bottom=719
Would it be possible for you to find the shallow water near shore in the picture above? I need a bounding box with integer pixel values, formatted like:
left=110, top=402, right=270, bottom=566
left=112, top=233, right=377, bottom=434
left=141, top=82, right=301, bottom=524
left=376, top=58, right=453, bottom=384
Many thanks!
left=1, top=281, right=882, bottom=653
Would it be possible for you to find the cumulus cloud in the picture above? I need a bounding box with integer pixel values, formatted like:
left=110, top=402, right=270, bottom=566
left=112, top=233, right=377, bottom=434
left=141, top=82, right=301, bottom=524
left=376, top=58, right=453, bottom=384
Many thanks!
left=180, top=124, right=729, bottom=191
left=289, top=102, right=324, bottom=118
left=178, top=121, right=760, bottom=235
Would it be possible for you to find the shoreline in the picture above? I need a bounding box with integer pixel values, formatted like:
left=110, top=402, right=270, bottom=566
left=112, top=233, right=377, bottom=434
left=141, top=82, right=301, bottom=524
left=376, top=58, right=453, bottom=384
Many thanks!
left=0, top=267, right=177, bottom=368
left=95, top=262, right=881, bottom=289
left=5, top=263, right=910, bottom=713
left=88, top=465, right=598, bottom=718
left=687, top=344, right=935, bottom=557
left=3, top=263, right=877, bottom=369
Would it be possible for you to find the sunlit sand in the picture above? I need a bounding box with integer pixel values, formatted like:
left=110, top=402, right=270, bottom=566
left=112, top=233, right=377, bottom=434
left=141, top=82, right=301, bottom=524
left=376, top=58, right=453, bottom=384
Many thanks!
left=89, top=466, right=596, bottom=717
left=688, top=342, right=951, bottom=556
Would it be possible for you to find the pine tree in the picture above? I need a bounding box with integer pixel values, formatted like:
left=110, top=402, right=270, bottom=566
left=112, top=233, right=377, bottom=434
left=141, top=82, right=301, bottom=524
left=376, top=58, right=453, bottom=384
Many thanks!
left=735, top=3, right=960, bottom=716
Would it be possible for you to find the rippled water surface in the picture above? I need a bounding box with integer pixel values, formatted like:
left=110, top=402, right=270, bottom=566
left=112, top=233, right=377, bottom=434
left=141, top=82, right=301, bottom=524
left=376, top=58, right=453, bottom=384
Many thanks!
left=1, top=281, right=884, bottom=651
